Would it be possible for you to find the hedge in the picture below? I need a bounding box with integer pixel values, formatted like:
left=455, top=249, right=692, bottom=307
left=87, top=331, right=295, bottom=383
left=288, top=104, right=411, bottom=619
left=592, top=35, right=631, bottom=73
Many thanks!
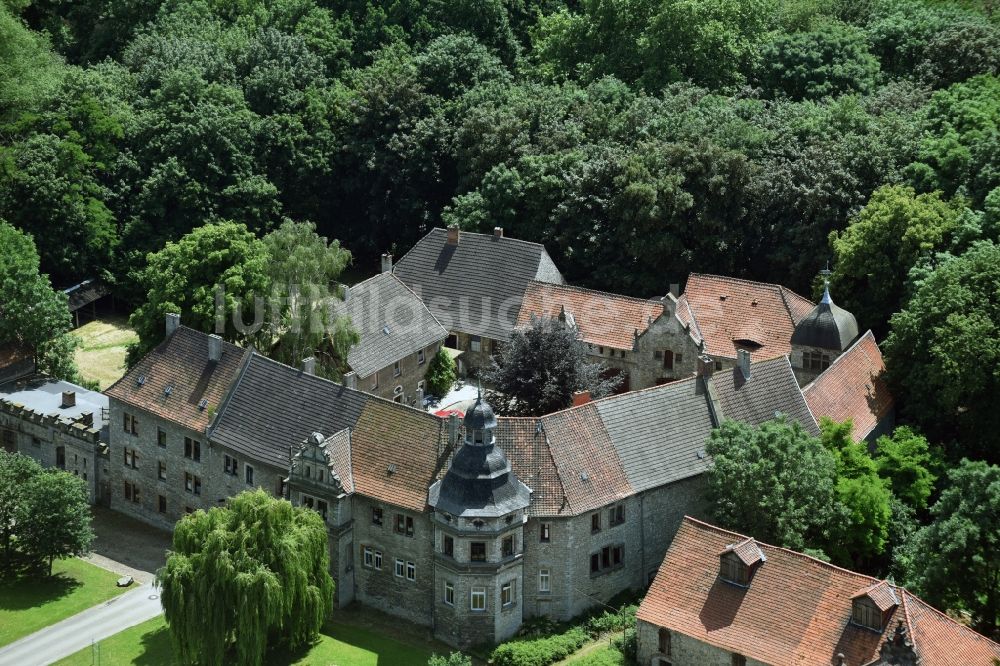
left=490, top=627, right=589, bottom=666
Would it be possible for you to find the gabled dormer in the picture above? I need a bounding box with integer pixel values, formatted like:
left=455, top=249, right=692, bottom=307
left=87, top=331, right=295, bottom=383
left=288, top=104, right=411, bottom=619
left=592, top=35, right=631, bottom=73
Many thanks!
left=719, top=538, right=766, bottom=587
left=851, top=581, right=899, bottom=632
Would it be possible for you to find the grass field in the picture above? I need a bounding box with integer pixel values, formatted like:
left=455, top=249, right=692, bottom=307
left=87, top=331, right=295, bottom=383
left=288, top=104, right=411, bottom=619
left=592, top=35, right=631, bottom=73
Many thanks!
left=74, top=317, right=138, bottom=390
left=562, top=643, right=627, bottom=665
left=0, top=558, right=128, bottom=647
left=55, top=616, right=440, bottom=666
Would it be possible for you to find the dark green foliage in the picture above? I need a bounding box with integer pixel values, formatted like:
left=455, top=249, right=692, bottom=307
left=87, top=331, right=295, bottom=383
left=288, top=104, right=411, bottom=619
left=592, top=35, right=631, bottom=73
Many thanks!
left=0, top=221, right=82, bottom=382
left=425, top=346, right=457, bottom=397
left=829, top=185, right=964, bottom=335
left=898, top=459, right=1000, bottom=638
left=757, top=21, right=880, bottom=100
left=874, top=426, right=939, bottom=510
left=0, top=451, right=94, bottom=576
left=157, top=489, right=334, bottom=666
left=884, top=241, right=1000, bottom=462
left=127, top=221, right=271, bottom=363
left=706, top=418, right=840, bottom=553
left=490, top=626, right=588, bottom=666
left=483, top=317, right=621, bottom=416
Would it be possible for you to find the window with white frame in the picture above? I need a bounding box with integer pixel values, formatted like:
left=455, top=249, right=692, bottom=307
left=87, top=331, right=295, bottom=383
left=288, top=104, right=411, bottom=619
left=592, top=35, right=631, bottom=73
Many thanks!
left=539, top=569, right=550, bottom=593
left=224, top=454, right=238, bottom=476
left=395, top=559, right=405, bottom=578
left=393, top=360, right=401, bottom=377
left=417, top=349, right=425, bottom=364
left=444, top=581, right=454, bottom=606
left=374, top=550, right=382, bottom=570
left=406, top=561, right=416, bottom=581
left=471, top=587, right=486, bottom=611
left=393, top=386, right=403, bottom=403
left=469, top=336, right=482, bottom=352
left=501, top=580, right=515, bottom=607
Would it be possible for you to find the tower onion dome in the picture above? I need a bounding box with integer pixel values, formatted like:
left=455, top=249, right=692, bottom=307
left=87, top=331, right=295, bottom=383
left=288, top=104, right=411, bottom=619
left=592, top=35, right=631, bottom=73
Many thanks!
left=791, top=284, right=859, bottom=352
left=429, top=388, right=531, bottom=518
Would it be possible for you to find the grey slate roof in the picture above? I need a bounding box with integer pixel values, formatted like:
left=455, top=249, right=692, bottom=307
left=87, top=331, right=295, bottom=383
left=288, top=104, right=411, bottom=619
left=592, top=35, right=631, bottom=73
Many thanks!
left=594, top=377, right=716, bottom=493
left=339, top=272, right=448, bottom=378
left=0, top=377, right=109, bottom=436
left=210, top=352, right=371, bottom=469
left=790, top=287, right=859, bottom=352
left=392, top=228, right=564, bottom=341
left=713, top=355, right=820, bottom=436
left=325, top=428, right=355, bottom=495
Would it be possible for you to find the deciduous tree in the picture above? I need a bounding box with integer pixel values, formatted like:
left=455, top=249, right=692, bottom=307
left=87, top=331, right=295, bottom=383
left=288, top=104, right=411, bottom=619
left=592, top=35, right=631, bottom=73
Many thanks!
left=158, top=490, right=334, bottom=666
left=483, top=316, right=620, bottom=416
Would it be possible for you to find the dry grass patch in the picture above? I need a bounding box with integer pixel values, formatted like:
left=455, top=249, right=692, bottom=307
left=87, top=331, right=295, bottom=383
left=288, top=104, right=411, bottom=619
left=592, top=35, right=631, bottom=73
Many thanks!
left=74, top=317, right=138, bottom=390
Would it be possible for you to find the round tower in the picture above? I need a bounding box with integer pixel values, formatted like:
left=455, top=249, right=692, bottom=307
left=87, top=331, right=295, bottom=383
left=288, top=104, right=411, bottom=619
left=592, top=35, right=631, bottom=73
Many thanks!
left=428, top=389, right=531, bottom=648
left=790, top=284, right=859, bottom=384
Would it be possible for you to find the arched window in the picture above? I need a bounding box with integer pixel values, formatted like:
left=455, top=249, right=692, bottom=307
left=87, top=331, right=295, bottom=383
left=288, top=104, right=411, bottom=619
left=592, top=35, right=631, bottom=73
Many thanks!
left=658, top=627, right=671, bottom=655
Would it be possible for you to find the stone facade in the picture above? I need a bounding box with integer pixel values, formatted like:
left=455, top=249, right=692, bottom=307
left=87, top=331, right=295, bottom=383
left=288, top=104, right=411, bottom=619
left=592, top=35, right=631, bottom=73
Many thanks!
left=0, top=396, right=107, bottom=503
left=447, top=331, right=497, bottom=377
left=637, top=620, right=764, bottom=666
left=360, top=340, right=441, bottom=405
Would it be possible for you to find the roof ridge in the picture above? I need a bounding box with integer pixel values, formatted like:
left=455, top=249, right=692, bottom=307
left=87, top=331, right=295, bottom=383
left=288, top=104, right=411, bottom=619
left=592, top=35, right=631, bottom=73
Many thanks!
left=802, top=329, right=879, bottom=395
left=243, top=349, right=443, bottom=424
left=530, top=374, right=702, bottom=421
left=680, top=516, right=882, bottom=584
left=902, top=589, right=1000, bottom=649
left=525, top=279, right=664, bottom=306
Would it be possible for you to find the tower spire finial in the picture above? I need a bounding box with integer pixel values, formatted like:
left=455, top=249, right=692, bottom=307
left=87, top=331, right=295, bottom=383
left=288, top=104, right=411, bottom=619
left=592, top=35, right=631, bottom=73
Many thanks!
left=819, top=262, right=832, bottom=304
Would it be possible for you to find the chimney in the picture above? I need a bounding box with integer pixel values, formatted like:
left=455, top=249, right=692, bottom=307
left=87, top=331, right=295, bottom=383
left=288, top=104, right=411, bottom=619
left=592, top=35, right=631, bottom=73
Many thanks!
left=448, top=412, right=460, bottom=447
left=61, top=391, right=76, bottom=408
left=343, top=371, right=357, bottom=390
left=697, top=355, right=715, bottom=378
left=165, top=312, right=180, bottom=337
left=415, top=387, right=425, bottom=406
left=669, top=283, right=680, bottom=298
left=381, top=253, right=393, bottom=273
left=77, top=411, right=94, bottom=427
left=737, top=349, right=751, bottom=380
left=208, top=334, right=223, bottom=362
left=572, top=390, right=591, bottom=407
left=493, top=227, right=503, bottom=239
left=301, top=357, right=316, bottom=375
left=446, top=225, right=459, bottom=246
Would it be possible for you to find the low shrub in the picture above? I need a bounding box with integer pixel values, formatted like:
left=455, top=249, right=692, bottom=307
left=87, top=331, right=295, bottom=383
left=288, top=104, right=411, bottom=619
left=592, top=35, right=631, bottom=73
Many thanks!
left=490, top=627, right=589, bottom=666
left=585, top=604, right=638, bottom=636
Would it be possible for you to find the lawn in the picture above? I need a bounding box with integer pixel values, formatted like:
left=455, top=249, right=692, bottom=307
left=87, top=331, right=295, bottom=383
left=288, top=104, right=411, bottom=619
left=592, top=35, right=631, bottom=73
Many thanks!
left=54, top=616, right=440, bottom=665
left=562, top=643, right=627, bottom=665
left=73, top=317, right=138, bottom=390
left=0, top=558, right=128, bottom=647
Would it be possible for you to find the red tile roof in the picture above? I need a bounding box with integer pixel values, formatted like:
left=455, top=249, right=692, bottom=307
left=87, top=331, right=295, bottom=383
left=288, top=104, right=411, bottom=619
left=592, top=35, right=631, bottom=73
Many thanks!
left=516, top=281, right=665, bottom=351
left=638, top=517, right=1000, bottom=666
left=803, top=331, right=893, bottom=441
left=723, top=537, right=765, bottom=566
left=855, top=581, right=900, bottom=612
left=677, top=274, right=814, bottom=360
left=349, top=399, right=448, bottom=513
left=105, top=327, right=248, bottom=433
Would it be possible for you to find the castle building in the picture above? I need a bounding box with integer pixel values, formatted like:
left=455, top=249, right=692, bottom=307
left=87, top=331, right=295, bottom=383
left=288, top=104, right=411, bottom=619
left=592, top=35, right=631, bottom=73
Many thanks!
left=106, top=318, right=819, bottom=648
left=392, top=226, right=564, bottom=374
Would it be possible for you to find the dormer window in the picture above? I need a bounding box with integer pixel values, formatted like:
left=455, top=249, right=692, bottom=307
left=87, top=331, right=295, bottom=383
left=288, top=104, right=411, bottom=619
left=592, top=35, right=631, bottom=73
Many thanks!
left=719, top=538, right=765, bottom=587
left=851, top=581, right=898, bottom=632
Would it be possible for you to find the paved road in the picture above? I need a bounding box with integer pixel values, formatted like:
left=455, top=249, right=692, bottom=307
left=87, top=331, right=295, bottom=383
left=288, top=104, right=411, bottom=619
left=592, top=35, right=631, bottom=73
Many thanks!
left=0, top=583, right=163, bottom=666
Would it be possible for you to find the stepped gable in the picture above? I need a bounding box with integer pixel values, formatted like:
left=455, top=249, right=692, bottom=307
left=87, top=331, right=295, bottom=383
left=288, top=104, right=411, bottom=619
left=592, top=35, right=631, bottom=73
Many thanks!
left=106, top=326, right=247, bottom=432
left=677, top=273, right=814, bottom=360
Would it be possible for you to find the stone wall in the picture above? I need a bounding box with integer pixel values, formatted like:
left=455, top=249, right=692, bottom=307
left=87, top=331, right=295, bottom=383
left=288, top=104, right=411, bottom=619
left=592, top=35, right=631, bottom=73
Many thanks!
left=351, top=495, right=435, bottom=627
left=0, top=398, right=104, bottom=503
left=637, top=620, right=767, bottom=666
left=359, top=341, right=442, bottom=405
left=449, top=331, right=499, bottom=376
left=108, top=398, right=215, bottom=530
left=639, top=475, right=710, bottom=587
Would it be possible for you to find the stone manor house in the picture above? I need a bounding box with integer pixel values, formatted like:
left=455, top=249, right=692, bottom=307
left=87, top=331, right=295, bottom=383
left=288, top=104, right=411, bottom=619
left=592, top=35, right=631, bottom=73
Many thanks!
left=102, top=313, right=825, bottom=648
left=0, top=226, right=899, bottom=650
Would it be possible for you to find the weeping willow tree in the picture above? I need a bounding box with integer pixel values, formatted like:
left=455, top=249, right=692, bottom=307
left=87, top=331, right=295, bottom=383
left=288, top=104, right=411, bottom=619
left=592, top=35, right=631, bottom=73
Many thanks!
left=157, top=490, right=334, bottom=665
